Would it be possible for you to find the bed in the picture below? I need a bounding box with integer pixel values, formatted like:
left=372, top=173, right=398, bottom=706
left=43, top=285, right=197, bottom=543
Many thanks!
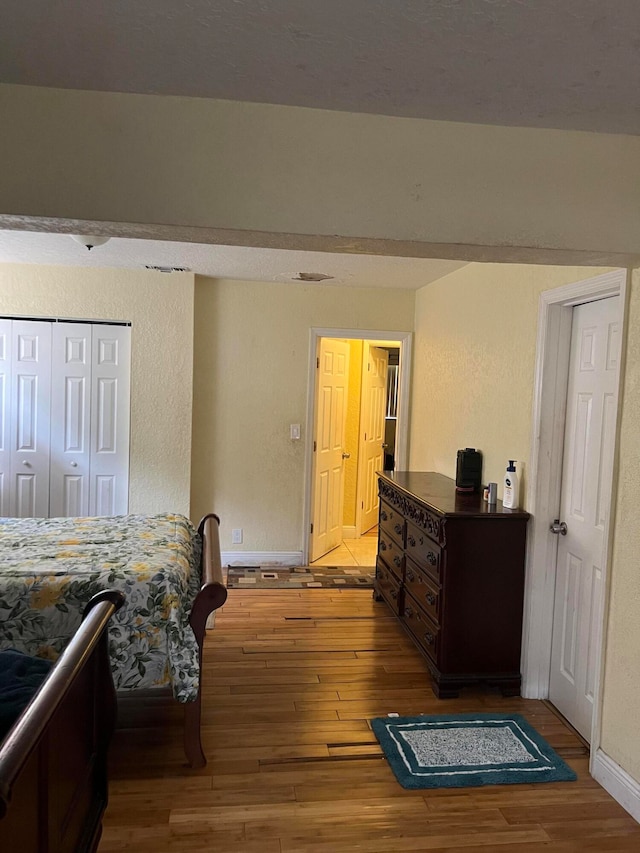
left=0, top=589, right=124, bottom=853
left=0, top=511, right=227, bottom=767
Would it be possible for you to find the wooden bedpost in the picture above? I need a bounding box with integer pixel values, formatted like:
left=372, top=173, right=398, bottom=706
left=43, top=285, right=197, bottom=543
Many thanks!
left=185, top=514, right=227, bottom=768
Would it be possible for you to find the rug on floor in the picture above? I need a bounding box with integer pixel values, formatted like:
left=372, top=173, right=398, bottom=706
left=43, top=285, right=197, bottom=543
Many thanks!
left=226, top=565, right=375, bottom=589
left=371, top=712, right=577, bottom=789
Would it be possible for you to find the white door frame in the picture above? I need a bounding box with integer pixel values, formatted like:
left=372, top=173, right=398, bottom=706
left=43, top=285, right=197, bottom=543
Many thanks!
left=521, top=269, right=628, bottom=763
left=302, top=327, right=412, bottom=565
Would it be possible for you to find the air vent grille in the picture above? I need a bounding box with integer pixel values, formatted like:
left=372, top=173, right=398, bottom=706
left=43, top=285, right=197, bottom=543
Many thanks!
left=145, top=265, right=190, bottom=273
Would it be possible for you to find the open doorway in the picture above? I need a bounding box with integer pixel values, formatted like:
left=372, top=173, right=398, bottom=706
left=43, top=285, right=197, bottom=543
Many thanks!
left=303, top=328, right=412, bottom=567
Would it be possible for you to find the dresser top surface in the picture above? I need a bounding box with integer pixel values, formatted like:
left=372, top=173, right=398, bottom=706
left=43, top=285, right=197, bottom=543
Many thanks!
left=378, top=471, right=529, bottom=519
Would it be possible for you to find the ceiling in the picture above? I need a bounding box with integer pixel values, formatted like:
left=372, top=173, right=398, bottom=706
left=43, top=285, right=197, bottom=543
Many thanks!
left=0, top=231, right=467, bottom=290
left=1, top=1, right=639, bottom=135
left=1, top=2, right=633, bottom=284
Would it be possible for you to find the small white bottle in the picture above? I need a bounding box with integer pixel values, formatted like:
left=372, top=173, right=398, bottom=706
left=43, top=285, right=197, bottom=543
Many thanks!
left=503, top=461, right=519, bottom=509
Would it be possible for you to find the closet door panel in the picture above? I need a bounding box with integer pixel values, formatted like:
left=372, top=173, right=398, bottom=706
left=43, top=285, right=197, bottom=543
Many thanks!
left=90, top=326, right=130, bottom=516
left=50, top=323, right=92, bottom=517
left=0, top=320, right=12, bottom=515
left=10, top=321, right=52, bottom=517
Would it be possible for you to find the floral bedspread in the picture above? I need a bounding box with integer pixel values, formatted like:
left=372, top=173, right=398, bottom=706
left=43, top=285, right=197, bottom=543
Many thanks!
left=0, top=513, right=202, bottom=702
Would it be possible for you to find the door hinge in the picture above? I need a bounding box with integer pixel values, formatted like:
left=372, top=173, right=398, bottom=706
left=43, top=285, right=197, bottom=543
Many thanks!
left=310, top=523, right=314, bottom=534
left=368, top=362, right=371, bottom=371
left=313, top=440, right=317, bottom=451
left=361, top=501, right=364, bottom=509
left=316, top=357, right=319, bottom=368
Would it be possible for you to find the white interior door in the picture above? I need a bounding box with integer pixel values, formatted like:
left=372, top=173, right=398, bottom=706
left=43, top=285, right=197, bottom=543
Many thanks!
left=549, top=296, right=620, bottom=741
left=50, top=323, right=92, bottom=517
left=309, top=338, right=350, bottom=562
left=0, top=320, right=12, bottom=515
left=9, top=320, right=52, bottom=517
left=89, top=325, right=131, bottom=516
left=357, top=344, right=388, bottom=534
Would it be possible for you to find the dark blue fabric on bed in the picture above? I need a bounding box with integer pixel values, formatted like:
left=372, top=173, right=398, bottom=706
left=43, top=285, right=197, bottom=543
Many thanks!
left=0, top=649, right=53, bottom=740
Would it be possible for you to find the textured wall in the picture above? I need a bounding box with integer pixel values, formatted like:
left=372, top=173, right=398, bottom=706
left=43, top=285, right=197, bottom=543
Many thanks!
left=0, top=264, right=195, bottom=515
left=190, top=278, right=414, bottom=551
left=600, top=269, right=640, bottom=780
left=2, top=85, right=640, bottom=261
left=409, top=263, right=616, bottom=497
left=343, top=339, right=363, bottom=529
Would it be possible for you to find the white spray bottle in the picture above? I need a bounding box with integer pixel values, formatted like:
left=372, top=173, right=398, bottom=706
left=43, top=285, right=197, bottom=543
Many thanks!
left=503, top=460, right=519, bottom=509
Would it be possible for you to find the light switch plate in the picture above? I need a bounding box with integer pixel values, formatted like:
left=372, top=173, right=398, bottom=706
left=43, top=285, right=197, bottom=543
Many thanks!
left=290, top=423, right=301, bottom=440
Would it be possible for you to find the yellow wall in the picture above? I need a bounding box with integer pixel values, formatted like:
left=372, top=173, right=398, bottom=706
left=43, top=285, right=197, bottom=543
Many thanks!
left=2, top=84, right=640, bottom=261
left=343, top=339, right=363, bottom=529
left=601, top=268, right=640, bottom=780
left=409, top=261, right=640, bottom=785
left=0, top=264, right=195, bottom=514
left=191, top=278, right=414, bottom=551
left=410, top=263, right=616, bottom=498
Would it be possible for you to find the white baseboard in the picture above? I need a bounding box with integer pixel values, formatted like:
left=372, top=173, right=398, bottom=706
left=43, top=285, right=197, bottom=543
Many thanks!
left=222, top=550, right=303, bottom=567
left=342, top=526, right=357, bottom=539
left=592, top=748, right=640, bottom=824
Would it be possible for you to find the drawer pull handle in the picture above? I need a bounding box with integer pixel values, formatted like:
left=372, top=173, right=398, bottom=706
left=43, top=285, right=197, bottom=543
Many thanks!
left=425, top=632, right=434, bottom=645
left=381, top=510, right=388, bottom=521
left=380, top=541, right=387, bottom=551
left=406, top=569, right=415, bottom=583
left=391, top=588, right=397, bottom=599
left=393, top=555, right=402, bottom=568
left=419, top=536, right=424, bottom=545
left=394, top=523, right=403, bottom=536
left=408, top=535, right=416, bottom=547
left=405, top=606, right=413, bottom=618
left=427, top=552, right=437, bottom=566
left=426, top=592, right=436, bottom=606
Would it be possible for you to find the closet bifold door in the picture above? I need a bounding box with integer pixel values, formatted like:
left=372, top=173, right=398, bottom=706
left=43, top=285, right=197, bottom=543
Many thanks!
left=50, top=323, right=92, bottom=517
left=89, top=325, right=131, bottom=516
left=0, top=319, right=12, bottom=515
left=9, top=320, right=52, bottom=517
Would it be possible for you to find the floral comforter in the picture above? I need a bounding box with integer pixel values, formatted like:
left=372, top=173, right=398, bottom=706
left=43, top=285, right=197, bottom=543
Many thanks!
left=0, top=513, right=202, bottom=702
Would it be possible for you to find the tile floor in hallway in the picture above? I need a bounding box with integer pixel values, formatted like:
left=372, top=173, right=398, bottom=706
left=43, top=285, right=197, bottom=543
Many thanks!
left=310, top=528, right=378, bottom=567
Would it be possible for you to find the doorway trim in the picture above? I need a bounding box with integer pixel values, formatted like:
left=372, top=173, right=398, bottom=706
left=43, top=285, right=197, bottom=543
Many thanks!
left=302, top=327, right=413, bottom=565
left=520, top=269, right=628, bottom=757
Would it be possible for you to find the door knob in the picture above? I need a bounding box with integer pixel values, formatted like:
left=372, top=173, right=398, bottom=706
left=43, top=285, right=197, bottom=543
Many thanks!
left=342, top=452, right=351, bottom=459
left=21, top=460, right=30, bottom=466
left=70, top=461, right=78, bottom=467
left=382, top=443, right=388, bottom=449
left=550, top=519, right=568, bottom=536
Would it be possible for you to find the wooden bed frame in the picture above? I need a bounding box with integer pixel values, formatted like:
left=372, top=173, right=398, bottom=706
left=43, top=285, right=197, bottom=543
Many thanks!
left=0, top=589, right=125, bottom=853
left=183, top=513, right=227, bottom=767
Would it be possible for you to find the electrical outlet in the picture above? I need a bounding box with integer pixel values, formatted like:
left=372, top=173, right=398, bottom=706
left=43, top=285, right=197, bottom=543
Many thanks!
left=231, top=528, right=243, bottom=545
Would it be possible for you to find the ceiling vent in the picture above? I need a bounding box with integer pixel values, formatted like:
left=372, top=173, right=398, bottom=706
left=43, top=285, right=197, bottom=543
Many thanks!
left=145, top=265, right=190, bottom=273
left=293, top=272, right=334, bottom=282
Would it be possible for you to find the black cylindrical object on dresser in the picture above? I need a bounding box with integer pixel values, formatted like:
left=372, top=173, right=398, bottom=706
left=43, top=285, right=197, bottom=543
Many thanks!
left=455, top=448, right=483, bottom=493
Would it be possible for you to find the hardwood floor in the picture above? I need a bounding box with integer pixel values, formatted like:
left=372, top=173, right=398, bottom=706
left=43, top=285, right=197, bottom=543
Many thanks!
left=100, top=589, right=640, bottom=851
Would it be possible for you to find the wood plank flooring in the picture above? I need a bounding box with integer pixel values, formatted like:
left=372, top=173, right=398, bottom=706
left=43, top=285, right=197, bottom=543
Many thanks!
left=99, top=589, right=640, bottom=851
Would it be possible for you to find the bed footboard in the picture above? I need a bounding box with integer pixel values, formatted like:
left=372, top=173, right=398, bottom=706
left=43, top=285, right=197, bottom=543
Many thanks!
left=0, top=590, right=125, bottom=853
left=185, top=513, right=227, bottom=768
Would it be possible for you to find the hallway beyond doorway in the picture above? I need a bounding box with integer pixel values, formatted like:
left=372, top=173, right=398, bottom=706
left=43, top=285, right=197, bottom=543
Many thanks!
left=310, top=527, right=377, bottom=568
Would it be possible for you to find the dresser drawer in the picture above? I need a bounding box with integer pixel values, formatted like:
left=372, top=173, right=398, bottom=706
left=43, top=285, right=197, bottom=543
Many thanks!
left=375, top=557, right=403, bottom=616
left=404, top=556, right=441, bottom=626
left=405, top=520, right=442, bottom=583
left=378, top=529, right=405, bottom=581
left=379, top=499, right=405, bottom=547
left=402, top=592, right=440, bottom=665
left=404, top=495, right=442, bottom=544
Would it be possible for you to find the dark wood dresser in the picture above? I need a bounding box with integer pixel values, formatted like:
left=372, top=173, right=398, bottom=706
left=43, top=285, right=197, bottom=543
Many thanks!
left=375, top=471, right=530, bottom=698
